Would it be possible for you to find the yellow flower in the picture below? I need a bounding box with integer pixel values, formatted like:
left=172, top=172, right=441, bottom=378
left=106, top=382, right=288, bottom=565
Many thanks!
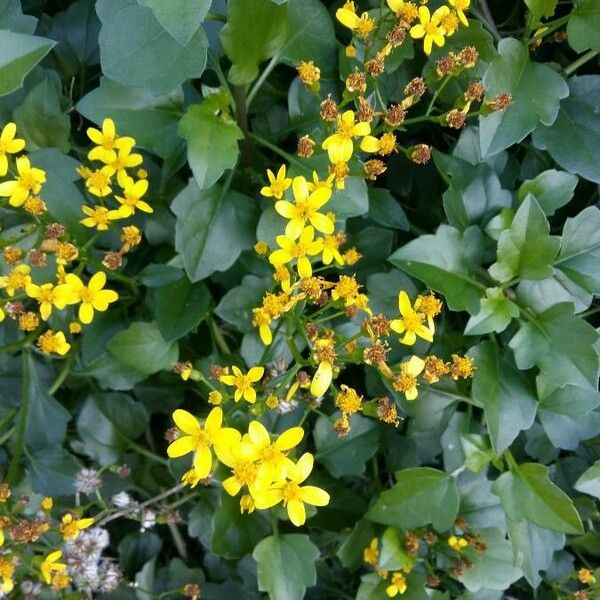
left=390, top=291, right=433, bottom=345
left=220, top=365, right=264, bottom=403
left=80, top=205, right=122, bottom=230
left=104, top=142, right=143, bottom=177
left=0, top=156, right=46, bottom=207
left=360, top=132, right=397, bottom=156
left=392, top=356, right=425, bottom=401
left=578, top=568, right=596, bottom=585
left=87, top=118, right=135, bottom=163
left=59, top=513, right=94, bottom=541
left=115, top=171, right=152, bottom=217
left=297, top=61, right=321, bottom=86
left=208, top=390, right=222, bottom=405
left=364, top=538, right=379, bottom=565
left=41, top=497, right=53, bottom=510
left=0, top=554, right=14, bottom=593
left=167, top=407, right=241, bottom=478
left=0, top=264, right=31, bottom=296
left=310, top=360, right=332, bottom=397
left=410, top=5, right=450, bottom=55
left=273, top=265, right=291, bottom=292
left=323, top=110, right=371, bottom=163
left=321, top=233, right=345, bottom=266
left=448, top=535, right=468, bottom=551
left=25, top=282, right=69, bottom=320
left=386, top=572, right=407, bottom=597
left=41, top=550, right=67, bottom=585
left=255, top=453, right=330, bottom=526
left=254, top=240, right=269, bottom=255
left=0, top=122, right=25, bottom=176
left=59, top=271, right=119, bottom=324
left=275, top=176, right=333, bottom=239
left=83, top=166, right=113, bottom=197
left=220, top=443, right=262, bottom=498
left=252, top=307, right=273, bottom=346
left=246, top=421, right=304, bottom=481
left=260, top=165, right=292, bottom=199
left=306, top=171, right=335, bottom=193
left=37, top=330, right=70, bottom=355
left=449, top=0, right=470, bottom=27
left=269, top=226, right=324, bottom=278
left=336, top=2, right=376, bottom=37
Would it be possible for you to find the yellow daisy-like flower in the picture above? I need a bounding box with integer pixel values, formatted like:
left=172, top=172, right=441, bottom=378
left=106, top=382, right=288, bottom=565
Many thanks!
left=269, top=226, right=324, bottom=278
left=336, top=1, right=376, bottom=37
left=104, top=142, right=143, bottom=177
left=41, top=551, right=67, bottom=585
left=390, top=291, right=433, bottom=345
left=25, top=282, right=69, bottom=320
left=260, top=165, right=292, bottom=200
left=0, top=122, right=25, bottom=177
left=115, top=171, right=152, bottom=217
left=386, top=572, right=407, bottom=597
left=59, top=514, right=94, bottom=541
left=0, top=264, right=31, bottom=296
left=0, top=156, right=46, bottom=207
left=409, top=5, right=450, bottom=55
left=58, top=272, right=118, bottom=325
left=275, top=176, right=333, bottom=240
left=449, top=0, right=470, bottom=27
left=37, top=330, right=71, bottom=356
left=166, top=407, right=241, bottom=479
left=245, top=421, right=304, bottom=481
left=255, top=453, right=330, bottom=526
left=83, top=166, right=113, bottom=197
left=80, top=205, right=122, bottom=230
left=321, top=234, right=345, bottom=266
left=220, top=365, right=265, bottom=403
left=87, top=117, right=135, bottom=163
left=322, top=110, right=371, bottom=163
left=393, top=355, right=426, bottom=401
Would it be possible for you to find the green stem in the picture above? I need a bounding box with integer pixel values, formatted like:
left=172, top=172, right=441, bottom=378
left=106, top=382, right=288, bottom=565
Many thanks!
left=247, top=55, right=280, bottom=108
left=129, top=442, right=169, bottom=466
left=426, top=75, right=452, bottom=115
left=503, top=449, right=519, bottom=472
left=580, top=305, right=600, bottom=319
left=48, top=344, right=78, bottom=395
left=207, top=315, right=231, bottom=355
left=564, top=50, right=599, bottom=76
left=6, top=352, right=31, bottom=483
left=249, top=133, right=306, bottom=170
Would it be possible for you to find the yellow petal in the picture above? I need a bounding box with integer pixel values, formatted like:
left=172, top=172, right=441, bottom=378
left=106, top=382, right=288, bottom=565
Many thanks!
left=223, top=476, right=243, bottom=497
left=300, top=485, right=330, bottom=506
left=204, top=407, right=223, bottom=435
left=276, top=427, right=304, bottom=451
left=405, top=356, right=425, bottom=377
left=297, top=256, right=312, bottom=279
left=173, top=409, right=200, bottom=435
left=247, top=366, right=264, bottom=382
left=167, top=436, right=195, bottom=458
left=292, top=176, right=309, bottom=201
left=193, top=445, right=213, bottom=478
left=310, top=361, right=332, bottom=397
left=398, top=290, right=412, bottom=315
left=292, top=452, right=314, bottom=483
left=287, top=499, right=306, bottom=526
left=359, top=135, right=380, bottom=153
left=248, top=421, right=270, bottom=448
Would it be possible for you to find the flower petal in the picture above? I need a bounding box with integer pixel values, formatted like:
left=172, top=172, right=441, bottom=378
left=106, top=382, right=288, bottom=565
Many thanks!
left=173, top=409, right=200, bottom=435
left=300, top=485, right=330, bottom=506
left=167, top=435, right=195, bottom=458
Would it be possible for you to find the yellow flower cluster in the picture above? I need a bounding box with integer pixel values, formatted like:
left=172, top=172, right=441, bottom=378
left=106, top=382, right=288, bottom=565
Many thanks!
left=0, top=119, right=146, bottom=354
left=167, top=408, right=329, bottom=526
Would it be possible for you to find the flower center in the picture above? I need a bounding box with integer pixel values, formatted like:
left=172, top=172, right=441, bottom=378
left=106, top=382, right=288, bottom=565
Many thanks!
left=281, top=482, right=302, bottom=504
left=232, top=461, right=258, bottom=486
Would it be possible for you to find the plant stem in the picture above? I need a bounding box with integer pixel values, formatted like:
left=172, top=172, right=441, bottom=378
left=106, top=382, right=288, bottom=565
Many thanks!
left=247, top=55, right=279, bottom=108
left=48, top=345, right=78, bottom=395
left=6, top=352, right=30, bottom=483
left=249, top=132, right=307, bottom=170
left=128, top=442, right=169, bottom=466
left=565, top=50, right=599, bottom=76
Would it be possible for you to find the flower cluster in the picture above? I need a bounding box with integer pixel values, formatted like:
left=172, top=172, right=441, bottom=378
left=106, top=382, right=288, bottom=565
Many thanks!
left=0, top=119, right=146, bottom=355
left=167, top=408, right=329, bottom=526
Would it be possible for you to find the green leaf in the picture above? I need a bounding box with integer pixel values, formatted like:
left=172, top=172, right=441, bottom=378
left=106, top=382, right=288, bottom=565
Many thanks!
left=337, top=521, right=377, bottom=570
left=567, top=0, right=600, bottom=52
left=13, top=77, right=70, bottom=151
left=555, top=206, right=600, bottom=294
left=506, top=519, right=564, bottom=587
left=77, top=392, right=149, bottom=465
left=215, top=275, right=270, bottom=333
left=0, top=30, right=55, bottom=96
left=96, top=0, right=207, bottom=95
left=219, top=0, right=288, bottom=85
left=509, top=302, right=600, bottom=389
left=574, top=460, right=600, bottom=499
left=278, top=0, right=337, bottom=73
left=538, top=384, right=600, bottom=450
left=492, top=462, right=584, bottom=534
left=532, top=76, right=600, bottom=184
left=488, top=195, right=560, bottom=283
left=211, top=493, right=270, bottom=559
left=389, top=225, right=484, bottom=313
left=328, top=177, right=369, bottom=220
left=465, top=287, right=519, bottom=335
left=0, top=0, right=37, bottom=33
left=525, top=0, right=558, bottom=23
left=479, top=38, right=568, bottom=157
left=139, top=0, right=210, bottom=45
left=152, top=277, right=210, bottom=343
left=314, top=414, right=379, bottom=477
left=253, top=534, right=319, bottom=600
left=77, top=78, right=184, bottom=159
left=368, top=188, right=409, bottom=231
left=178, top=102, right=243, bottom=190
left=24, top=355, right=71, bottom=451
left=27, top=448, right=83, bottom=497
left=434, top=152, right=511, bottom=230
left=455, top=528, right=523, bottom=592
left=172, top=182, right=258, bottom=282
left=107, top=321, right=179, bottom=375
left=470, top=341, right=537, bottom=454
left=367, top=467, right=459, bottom=531
left=517, top=169, right=578, bottom=216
